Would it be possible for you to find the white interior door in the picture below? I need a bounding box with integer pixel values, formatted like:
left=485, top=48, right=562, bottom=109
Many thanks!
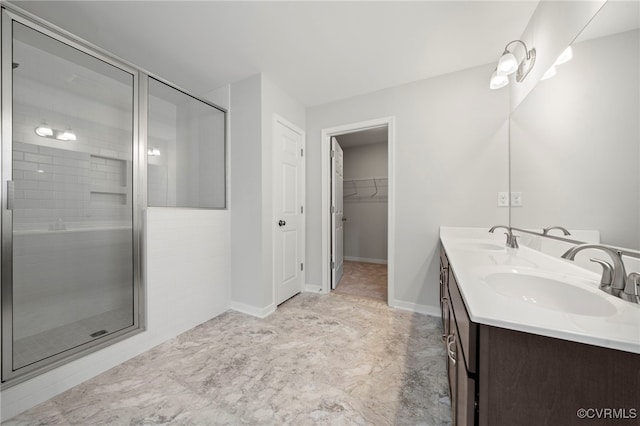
left=331, top=137, right=344, bottom=289
left=274, top=118, right=305, bottom=305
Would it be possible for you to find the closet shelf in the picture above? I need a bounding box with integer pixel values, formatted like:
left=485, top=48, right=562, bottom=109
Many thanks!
left=344, top=177, right=388, bottom=201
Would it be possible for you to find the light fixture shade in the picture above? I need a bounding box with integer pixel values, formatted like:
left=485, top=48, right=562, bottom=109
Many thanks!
left=497, top=52, right=518, bottom=76
left=34, top=123, right=53, bottom=137
left=57, top=129, right=77, bottom=141
left=489, top=70, right=509, bottom=90
left=541, top=66, right=557, bottom=81
left=553, top=46, right=573, bottom=66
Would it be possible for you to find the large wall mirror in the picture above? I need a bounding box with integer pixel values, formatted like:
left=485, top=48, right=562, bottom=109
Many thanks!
left=510, top=0, right=640, bottom=249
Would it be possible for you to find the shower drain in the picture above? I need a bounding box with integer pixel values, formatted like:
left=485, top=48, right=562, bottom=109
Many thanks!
left=90, top=329, right=108, bottom=338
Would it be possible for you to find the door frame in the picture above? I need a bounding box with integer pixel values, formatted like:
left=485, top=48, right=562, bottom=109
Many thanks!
left=320, top=117, right=395, bottom=303
left=272, top=113, right=306, bottom=307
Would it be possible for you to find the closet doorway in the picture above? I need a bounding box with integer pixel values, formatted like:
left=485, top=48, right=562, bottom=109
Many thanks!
left=326, top=121, right=392, bottom=303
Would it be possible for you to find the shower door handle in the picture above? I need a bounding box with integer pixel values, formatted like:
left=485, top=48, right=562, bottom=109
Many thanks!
left=6, top=181, right=14, bottom=211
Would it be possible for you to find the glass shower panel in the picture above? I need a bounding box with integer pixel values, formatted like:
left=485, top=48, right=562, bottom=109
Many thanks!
left=147, top=78, right=226, bottom=208
left=10, top=22, right=134, bottom=370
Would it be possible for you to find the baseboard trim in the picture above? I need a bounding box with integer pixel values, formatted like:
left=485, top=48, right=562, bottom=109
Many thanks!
left=343, top=256, right=387, bottom=265
left=389, top=299, right=440, bottom=317
left=304, top=284, right=324, bottom=293
left=230, top=301, right=276, bottom=319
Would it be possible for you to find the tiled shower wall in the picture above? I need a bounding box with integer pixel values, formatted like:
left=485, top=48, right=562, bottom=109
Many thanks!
left=12, top=101, right=132, bottom=231
left=9, top=95, right=135, bottom=337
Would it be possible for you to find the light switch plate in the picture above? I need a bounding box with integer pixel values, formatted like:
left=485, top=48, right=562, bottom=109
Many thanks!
left=498, top=192, right=509, bottom=207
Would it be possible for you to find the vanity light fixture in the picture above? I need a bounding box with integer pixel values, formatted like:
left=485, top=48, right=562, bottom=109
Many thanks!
left=34, top=124, right=77, bottom=141
left=490, top=39, right=536, bottom=89
left=489, top=68, right=509, bottom=90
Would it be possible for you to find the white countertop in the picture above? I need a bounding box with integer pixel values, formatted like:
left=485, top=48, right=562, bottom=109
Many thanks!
left=440, top=227, right=640, bottom=354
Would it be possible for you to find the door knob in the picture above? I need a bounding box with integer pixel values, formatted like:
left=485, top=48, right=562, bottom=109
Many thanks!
left=278, top=220, right=286, bottom=227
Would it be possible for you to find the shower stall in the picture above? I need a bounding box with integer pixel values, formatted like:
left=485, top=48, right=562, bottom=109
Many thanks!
left=1, top=9, right=143, bottom=384
left=1, top=4, right=226, bottom=385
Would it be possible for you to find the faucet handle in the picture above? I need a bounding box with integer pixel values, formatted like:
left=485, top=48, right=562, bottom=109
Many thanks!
left=590, top=258, right=613, bottom=290
left=622, top=272, right=640, bottom=303
left=504, top=232, right=519, bottom=248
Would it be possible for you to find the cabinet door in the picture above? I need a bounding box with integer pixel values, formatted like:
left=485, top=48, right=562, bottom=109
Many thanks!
left=455, top=335, right=476, bottom=425
left=440, top=260, right=450, bottom=341
left=440, top=250, right=449, bottom=322
left=446, top=301, right=457, bottom=424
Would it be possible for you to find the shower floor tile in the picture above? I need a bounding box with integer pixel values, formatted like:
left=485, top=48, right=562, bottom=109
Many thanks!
left=12, top=307, right=132, bottom=369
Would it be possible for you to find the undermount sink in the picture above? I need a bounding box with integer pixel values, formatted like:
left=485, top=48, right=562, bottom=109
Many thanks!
left=483, top=273, right=617, bottom=317
left=455, top=240, right=504, bottom=252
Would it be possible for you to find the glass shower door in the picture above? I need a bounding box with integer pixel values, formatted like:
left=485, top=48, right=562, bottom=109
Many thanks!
left=2, top=15, right=139, bottom=380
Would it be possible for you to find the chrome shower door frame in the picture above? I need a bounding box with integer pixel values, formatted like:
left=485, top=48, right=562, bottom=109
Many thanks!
left=0, top=7, right=146, bottom=386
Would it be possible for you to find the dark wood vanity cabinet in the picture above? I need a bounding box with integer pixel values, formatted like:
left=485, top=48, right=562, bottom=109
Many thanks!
left=440, top=248, right=476, bottom=425
left=440, top=246, right=640, bottom=426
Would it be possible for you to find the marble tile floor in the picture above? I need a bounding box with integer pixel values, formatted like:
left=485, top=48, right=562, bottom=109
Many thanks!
left=3, top=292, right=451, bottom=425
left=333, top=261, right=388, bottom=302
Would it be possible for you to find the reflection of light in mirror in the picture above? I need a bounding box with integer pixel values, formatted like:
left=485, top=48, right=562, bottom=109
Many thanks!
left=554, top=46, right=574, bottom=66
left=147, top=147, right=161, bottom=156
left=34, top=122, right=53, bottom=137
left=541, top=66, right=557, bottom=81
left=34, top=125, right=77, bottom=141
left=57, top=129, right=77, bottom=141
left=542, top=47, right=573, bottom=81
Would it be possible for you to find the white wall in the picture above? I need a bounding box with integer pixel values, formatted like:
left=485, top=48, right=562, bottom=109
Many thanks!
left=0, top=87, right=232, bottom=422
left=229, top=73, right=305, bottom=316
left=510, top=29, right=640, bottom=249
left=306, top=64, right=510, bottom=312
left=342, top=142, right=388, bottom=262
left=229, top=75, right=263, bottom=312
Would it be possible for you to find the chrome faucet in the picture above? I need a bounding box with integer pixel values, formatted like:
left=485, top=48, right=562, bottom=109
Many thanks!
left=489, top=225, right=519, bottom=249
left=561, top=244, right=627, bottom=299
left=543, top=226, right=571, bottom=236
